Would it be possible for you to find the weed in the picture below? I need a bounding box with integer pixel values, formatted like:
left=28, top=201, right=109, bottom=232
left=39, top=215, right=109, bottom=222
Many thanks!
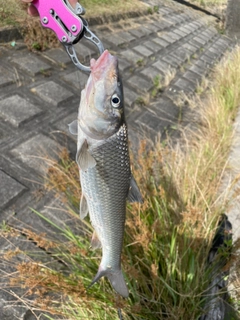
left=31, top=42, right=42, bottom=51
left=151, top=75, right=162, bottom=98
left=136, top=58, right=145, bottom=67
left=162, top=67, right=176, bottom=87
left=135, top=95, right=150, bottom=107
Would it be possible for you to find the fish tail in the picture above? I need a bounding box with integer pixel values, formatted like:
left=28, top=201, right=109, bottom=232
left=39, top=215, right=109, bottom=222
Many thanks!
left=89, top=267, right=129, bottom=298
left=107, top=270, right=129, bottom=298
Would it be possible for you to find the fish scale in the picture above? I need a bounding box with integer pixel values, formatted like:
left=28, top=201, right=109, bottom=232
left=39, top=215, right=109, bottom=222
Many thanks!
left=80, top=124, right=131, bottom=272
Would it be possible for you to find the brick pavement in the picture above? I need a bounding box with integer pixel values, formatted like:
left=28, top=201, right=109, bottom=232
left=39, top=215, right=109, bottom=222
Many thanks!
left=0, top=0, right=234, bottom=318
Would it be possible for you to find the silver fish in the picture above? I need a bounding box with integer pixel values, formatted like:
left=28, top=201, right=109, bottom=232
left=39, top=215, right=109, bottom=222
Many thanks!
left=69, top=50, right=142, bottom=298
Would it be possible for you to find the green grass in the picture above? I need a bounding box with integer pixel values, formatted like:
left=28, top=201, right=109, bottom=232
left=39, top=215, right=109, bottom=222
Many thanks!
left=1, top=45, right=240, bottom=319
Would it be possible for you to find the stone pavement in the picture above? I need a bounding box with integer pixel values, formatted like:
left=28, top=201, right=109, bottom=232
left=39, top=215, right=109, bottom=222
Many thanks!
left=0, top=0, right=235, bottom=318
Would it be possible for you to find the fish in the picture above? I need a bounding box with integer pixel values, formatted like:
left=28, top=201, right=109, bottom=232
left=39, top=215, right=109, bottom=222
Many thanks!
left=69, top=50, right=142, bottom=298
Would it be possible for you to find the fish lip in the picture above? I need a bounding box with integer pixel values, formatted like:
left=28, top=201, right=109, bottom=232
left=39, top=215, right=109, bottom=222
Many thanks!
left=91, top=50, right=117, bottom=74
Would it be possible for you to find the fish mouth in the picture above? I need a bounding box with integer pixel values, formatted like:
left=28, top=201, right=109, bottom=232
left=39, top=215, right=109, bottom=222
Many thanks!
left=90, top=50, right=117, bottom=81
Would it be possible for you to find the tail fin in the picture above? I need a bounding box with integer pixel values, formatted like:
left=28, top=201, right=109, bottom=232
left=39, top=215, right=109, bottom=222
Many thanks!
left=90, top=268, right=129, bottom=298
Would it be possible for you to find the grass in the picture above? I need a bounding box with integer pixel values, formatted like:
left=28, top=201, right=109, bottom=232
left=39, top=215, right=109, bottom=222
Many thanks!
left=1, top=46, right=240, bottom=320
left=187, top=0, right=227, bottom=15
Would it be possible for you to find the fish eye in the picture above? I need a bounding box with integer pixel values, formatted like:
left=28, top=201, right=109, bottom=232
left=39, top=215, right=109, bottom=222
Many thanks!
left=111, top=94, right=121, bottom=108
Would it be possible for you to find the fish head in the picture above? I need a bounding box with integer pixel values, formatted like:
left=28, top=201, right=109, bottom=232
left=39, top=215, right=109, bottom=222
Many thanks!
left=79, top=50, right=124, bottom=140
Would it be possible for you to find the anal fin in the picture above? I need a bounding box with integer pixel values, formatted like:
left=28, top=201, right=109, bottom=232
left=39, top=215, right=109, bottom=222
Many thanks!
left=80, top=193, right=88, bottom=219
left=91, top=231, right=102, bottom=249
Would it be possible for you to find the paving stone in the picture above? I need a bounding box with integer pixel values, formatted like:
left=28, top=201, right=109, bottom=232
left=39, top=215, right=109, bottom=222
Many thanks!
left=174, top=78, right=196, bottom=93
left=133, top=45, right=153, bottom=57
left=167, top=32, right=182, bottom=41
left=182, top=23, right=196, bottom=33
left=150, top=96, right=179, bottom=124
left=145, top=23, right=161, bottom=33
left=183, top=70, right=202, bottom=85
left=189, top=64, right=207, bottom=77
left=213, top=38, right=230, bottom=51
left=182, top=42, right=199, bottom=54
left=178, top=26, right=191, bottom=36
left=40, top=197, right=80, bottom=234
left=62, top=70, right=88, bottom=90
left=171, top=47, right=190, bottom=64
left=191, top=36, right=208, bottom=47
left=31, top=81, right=74, bottom=107
left=127, top=75, right=153, bottom=93
left=11, top=53, right=51, bottom=76
left=152, top=37, right=169, bottom=48
left=135, top=99, right=179, bottom=134
left=158, top=8, right=170, bottom=15
left=159, top=33, right=176, bottom=44
left=117, top=31, right=135, bottom=43
left=0, top=67, right=13, bottom=87
left=0, top=95, right=42, bottom=127
left=128, top=27, right=146, bottom=38
left=187, top=23, right=198, bottom=32
left=43, top=48, right=70, bottom=65
left=193, top=59, right=211, bottom=75
left=204, top=48, right=221, bottom=60
left=124, top=87, right=139, bottom=108
left=174, top=29, right=188, bottom=38
left=102, top=33, right=125, bottom=46
left=120, top=49, right=143, bottom=65
left=73, top=42, right=96, bottom=61
left=55, top=112, right=78, bottom=134
left=0, top=170, right=26, bottom=209
left=200, top=54, right=215, bottom=65
left=152, top=60, right=172, bottom=73
left=117, top=57, right=132, bottom=73
left=162, top=55, right=181, bottom=68
left=144, top=40, right=162, bottom=53
left=11, top=134, right=61, bottom=174
left=158, top=19, right=175, bottom=30
left=140, top=66, right=162, bottom=80
left=169, top=16, right=183, bottom=25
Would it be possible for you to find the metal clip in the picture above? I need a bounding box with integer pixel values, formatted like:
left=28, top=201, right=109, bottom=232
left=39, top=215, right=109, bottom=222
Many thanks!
left=64, top=17, right=104, bottom=73
left=32, top=0, right=104, bottom=73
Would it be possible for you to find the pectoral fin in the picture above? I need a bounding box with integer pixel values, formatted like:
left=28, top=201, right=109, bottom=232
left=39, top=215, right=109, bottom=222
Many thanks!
left=68, top=120, right=78, bottom=135
left=127, top=176, right=143, bottom=203
left=91, top=231, right=102, bottom=249
left=76, top=139, right=96, bottom=171
left=80, top=193, right=88, bottom=219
